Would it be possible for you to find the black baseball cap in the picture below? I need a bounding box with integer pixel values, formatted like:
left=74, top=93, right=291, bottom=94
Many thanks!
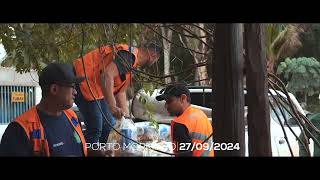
left=156, top=83, right=190, bottom=101
left=39, top=62, right=85, bottom=87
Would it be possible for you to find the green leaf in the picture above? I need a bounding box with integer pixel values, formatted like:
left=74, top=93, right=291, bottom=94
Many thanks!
left=309, top=68, right=317, bottom=75
left=280, top=61, right=287, bottom=68
left=284, top=71, right=290, bottom=80
left=142, top=98, right=147, bottom=105
left=277, top=62, right=287, bottom=75
left=285, top=57, right=292, bottom=65
left=143, top=82, right=154, bottom=95
left=149, top=119, right=159, bottom=130
left=308, top=89, right=315, bottom=96
left=297, top=65, right=306, bottom=74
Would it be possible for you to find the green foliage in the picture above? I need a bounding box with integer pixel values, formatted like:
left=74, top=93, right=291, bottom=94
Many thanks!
left=137, top=80, right=162, bottom=129
left=306, top=94, right=320, bottom=113
left=143, top=82, right=154, bottom=95
left=134, top=79, right=162, bottom=129
left=138, top=93, right=159, bottom=130
left=276, top=57, right=320, bottom=98
left=0, top=23, right=143, bottom=73
left=278, top=24, right=320, bottom=113
left=265, top=24, right=286, bottom=53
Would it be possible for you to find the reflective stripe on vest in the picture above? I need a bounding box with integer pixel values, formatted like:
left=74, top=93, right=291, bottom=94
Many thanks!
left=14, top=107, right=87, bottom=157
left=200, top=138, right=213, bottom=156
left=189, top=132, right=213, bottom=156
left=189, top=132, right=208, bottom=141
left=171, top=106, right=214, bottom=157
left=73, top=44, right=138, bottom=101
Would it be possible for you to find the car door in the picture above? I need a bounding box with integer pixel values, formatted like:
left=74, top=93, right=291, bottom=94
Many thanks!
left=269, top=97, right=302, bottom=156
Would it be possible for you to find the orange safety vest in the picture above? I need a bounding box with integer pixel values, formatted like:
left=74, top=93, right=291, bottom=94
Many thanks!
left=171, top=106, right=214, bottom=157
left=73, top=44, right=139, bottom=101
left=14, top=107, right=88, bottom=157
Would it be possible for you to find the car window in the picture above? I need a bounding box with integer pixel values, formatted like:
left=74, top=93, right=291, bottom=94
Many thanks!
left=189, top=91, right=212, bottom=109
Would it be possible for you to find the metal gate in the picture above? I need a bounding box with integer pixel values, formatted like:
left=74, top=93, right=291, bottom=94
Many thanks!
left=0, top=86, right=36, bottom=124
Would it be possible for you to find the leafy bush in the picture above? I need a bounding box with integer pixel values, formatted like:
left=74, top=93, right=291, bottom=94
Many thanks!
left=277, top=57, right=320, bottom=105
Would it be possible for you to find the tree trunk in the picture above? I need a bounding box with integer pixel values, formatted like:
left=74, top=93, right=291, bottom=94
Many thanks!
left=213, top=23, right=245, bottom=156
left=194, top=68, right=200, bottom=86
left=197, top=65, right=209, bottom=86
left=161, top=26, right=172, bottom=84
left=244, top=23, right=272, bottom=156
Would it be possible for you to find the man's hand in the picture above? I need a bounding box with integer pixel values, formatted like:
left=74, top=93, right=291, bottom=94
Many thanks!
left=110, top=106, right=124, bottom=120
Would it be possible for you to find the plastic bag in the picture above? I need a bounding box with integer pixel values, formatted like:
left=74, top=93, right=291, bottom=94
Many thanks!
left=119, top=117, right=138, bottom=156
left=131, top=122, right=173, bottom=156
left=158, top=124, right=171, bottom=142
left=107, top=117, right=138, bottom=156
left=134, top=122, right=159, bottom=143
left=134, top=141, right=174, bottom=157
left=107, top=119, right=172, bottom=156
left=106, top=120, right=122, bottom=156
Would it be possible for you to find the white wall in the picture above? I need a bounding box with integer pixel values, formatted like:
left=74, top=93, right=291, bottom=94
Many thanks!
left=0, top=44, right=5, bottom=63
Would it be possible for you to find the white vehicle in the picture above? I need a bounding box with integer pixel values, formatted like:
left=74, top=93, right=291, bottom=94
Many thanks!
left=132, top=87, right=312, bottom=157
left=245, top=89, right=313, bottom=156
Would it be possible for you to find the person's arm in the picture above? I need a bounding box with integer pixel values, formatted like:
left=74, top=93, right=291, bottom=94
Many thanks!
left=115, top=90, right=129, bottom=117
left=100, top=61, right=123, bottom=119
left=0, top=122, right=33, bottom=156
left=173, top=123, right=193, bottom=157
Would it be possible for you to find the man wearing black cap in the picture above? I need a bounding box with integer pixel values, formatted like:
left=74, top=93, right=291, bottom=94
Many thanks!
left=156, top=83, right=214, bottom=157
left=0, top=63, right=88, bottom=157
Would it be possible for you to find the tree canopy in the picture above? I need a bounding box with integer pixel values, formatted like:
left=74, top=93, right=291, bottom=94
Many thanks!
left=0, top=23, right=144, bottom=73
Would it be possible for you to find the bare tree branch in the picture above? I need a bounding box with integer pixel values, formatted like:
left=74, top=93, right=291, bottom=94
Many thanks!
left=178, top=33, right=194, bottom=57
left=178, top=25, right=214, bottom=49
left=186, top=78, right=211, bottom=85
left=191, top=23, right=214, bottom=37
left=143, top=23, right=209, bottom=55
left=133, top=62, right=208, bottom=79
left=166, top=25, right=209, bottom=39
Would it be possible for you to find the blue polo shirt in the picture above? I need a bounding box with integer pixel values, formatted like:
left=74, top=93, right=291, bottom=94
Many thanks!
left=38, top=110, right=83, bottom=157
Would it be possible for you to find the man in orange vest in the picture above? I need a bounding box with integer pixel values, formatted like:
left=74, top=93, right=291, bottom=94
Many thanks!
left=156, top=83, right=214, bottom=157
left=73, top=43, right=161, bottom=148
left=0, top=63, right=87, bottom=156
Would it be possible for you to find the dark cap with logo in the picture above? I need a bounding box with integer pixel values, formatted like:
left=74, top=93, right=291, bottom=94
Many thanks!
left=156, top=83, right=190, bottom=101
left=39, top=62, right=85, bottom=87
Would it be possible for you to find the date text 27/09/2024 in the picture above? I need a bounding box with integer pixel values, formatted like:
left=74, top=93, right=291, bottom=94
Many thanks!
left=177, top=142, right=240, bottom=151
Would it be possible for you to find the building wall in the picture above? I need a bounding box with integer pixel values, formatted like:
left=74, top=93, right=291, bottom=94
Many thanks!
left=0, top=67, right=40, bottom=124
